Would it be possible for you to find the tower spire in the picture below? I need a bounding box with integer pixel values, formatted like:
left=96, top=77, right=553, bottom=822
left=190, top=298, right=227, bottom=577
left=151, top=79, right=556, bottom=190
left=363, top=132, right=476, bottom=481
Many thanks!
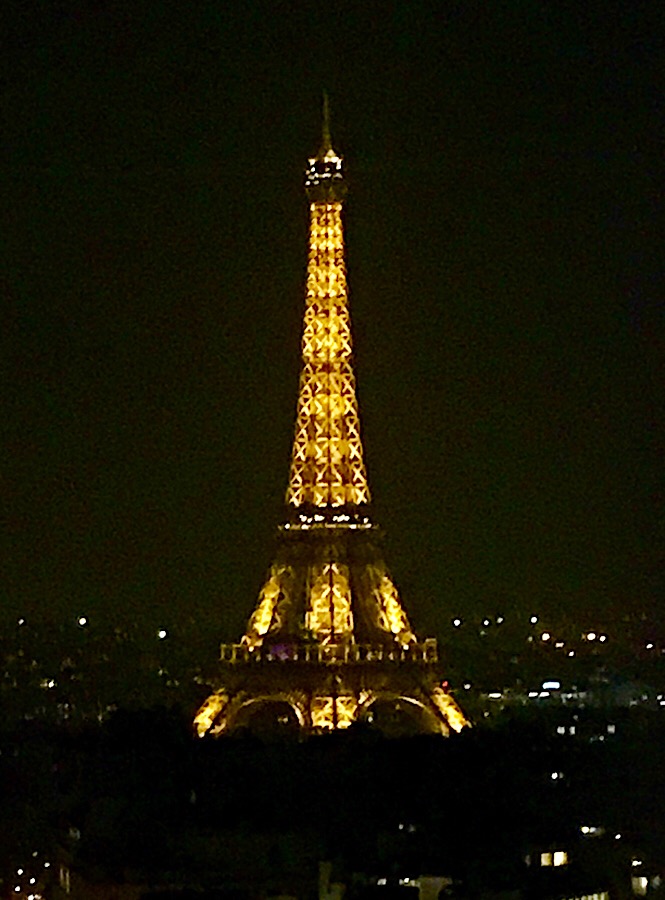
left=320, top=90, right=332, bottom=156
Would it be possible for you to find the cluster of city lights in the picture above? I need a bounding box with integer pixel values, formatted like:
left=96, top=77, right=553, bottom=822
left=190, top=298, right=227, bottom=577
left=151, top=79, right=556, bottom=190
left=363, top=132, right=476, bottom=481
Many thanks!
left=11, top=852, right=51, bottom=898
left=446, top=614, right=644, bottom=658
left=539, top=628, right=608, bottom=656
left=452, top=613, right=658, bottom=645
left=14, top=617, right=171, bottom=640
left=9, top=611, right=661, bottom=656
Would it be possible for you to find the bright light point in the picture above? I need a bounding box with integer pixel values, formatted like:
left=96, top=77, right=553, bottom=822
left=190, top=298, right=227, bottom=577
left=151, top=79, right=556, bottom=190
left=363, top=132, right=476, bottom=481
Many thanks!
left=555, top=641, right=565, bottom=648
left=78, top=616, right=88, bottom=627
left=633, top=859, right=643, bottom=867
left=615, top=833, right=622, bottom=840
left=599, top=634, right=607, bottom=642
left=543, top=681, right=560, bottom=690
left=158, top=629, right=167, bottom=639
left=17, top=869, right=23, bottom=875
left=541, top=632, right=551, bottom=641
left=483, top=618, right=490, bottom=626
left=568, top=650, right=575, bottom=657
left=581, top=826, right=590, bottom=834
left=463, top=682, right=471, bottom=690
left=496, top=616, right=504, bottom=624
left=452, top=618, right=462, bottom=627
left=646, top=643, right=654, bottom=650
left=18, top=617, right=26, bottom=626
left=586, top=631, right=596, bottom=641
left=530, top=615, right=538, bottom=624
left=30, top=878, right=36, bottom=885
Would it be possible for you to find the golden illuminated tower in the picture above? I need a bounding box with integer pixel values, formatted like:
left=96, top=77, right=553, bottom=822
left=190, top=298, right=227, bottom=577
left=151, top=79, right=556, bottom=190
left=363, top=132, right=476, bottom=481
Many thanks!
left=195, top=101, right=468, bottom=737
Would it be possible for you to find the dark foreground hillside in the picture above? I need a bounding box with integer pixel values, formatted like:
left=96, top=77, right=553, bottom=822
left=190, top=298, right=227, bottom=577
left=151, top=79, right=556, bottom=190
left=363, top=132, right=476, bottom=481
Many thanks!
left=2, top=705, right=665, bottom=897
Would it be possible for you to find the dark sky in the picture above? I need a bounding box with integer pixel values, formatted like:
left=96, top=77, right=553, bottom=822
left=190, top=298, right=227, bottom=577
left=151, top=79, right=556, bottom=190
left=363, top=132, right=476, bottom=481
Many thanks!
left=2, top=1, right=663, bottom=639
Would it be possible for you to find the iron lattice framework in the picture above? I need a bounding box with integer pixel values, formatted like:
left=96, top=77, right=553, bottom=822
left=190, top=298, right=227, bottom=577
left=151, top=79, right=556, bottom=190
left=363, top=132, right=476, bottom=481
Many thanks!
left=287, top=199, right=369, bottom=508
left=195, top=106, right=469, bottom=737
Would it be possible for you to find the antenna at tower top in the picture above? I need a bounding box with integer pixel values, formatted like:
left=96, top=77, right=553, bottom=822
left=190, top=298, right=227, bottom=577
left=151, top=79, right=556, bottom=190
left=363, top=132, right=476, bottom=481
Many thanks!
left=306, top=92, right=346, bottom=199
left=320, top=90, right=332, bottom=155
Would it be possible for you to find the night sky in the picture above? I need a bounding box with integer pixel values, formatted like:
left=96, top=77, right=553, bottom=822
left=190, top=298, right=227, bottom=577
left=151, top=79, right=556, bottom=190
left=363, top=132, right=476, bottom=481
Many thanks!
left=3, top=2, right=662, bottom=639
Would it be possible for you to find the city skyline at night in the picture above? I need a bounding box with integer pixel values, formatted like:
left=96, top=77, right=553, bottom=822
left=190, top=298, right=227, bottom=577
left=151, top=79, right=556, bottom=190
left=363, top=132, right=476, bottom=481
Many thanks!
left=2, top=6, right=664, bottom=895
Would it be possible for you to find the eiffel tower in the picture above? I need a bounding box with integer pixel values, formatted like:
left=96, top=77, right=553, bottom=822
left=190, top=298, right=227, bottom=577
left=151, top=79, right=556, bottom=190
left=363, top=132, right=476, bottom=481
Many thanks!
left=194, top=101, right=469, bottom=737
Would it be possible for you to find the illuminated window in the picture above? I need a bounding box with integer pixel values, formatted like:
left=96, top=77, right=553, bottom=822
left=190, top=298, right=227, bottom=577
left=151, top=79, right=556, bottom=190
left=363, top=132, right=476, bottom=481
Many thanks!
left=541, top=849, right=567, bottom=867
